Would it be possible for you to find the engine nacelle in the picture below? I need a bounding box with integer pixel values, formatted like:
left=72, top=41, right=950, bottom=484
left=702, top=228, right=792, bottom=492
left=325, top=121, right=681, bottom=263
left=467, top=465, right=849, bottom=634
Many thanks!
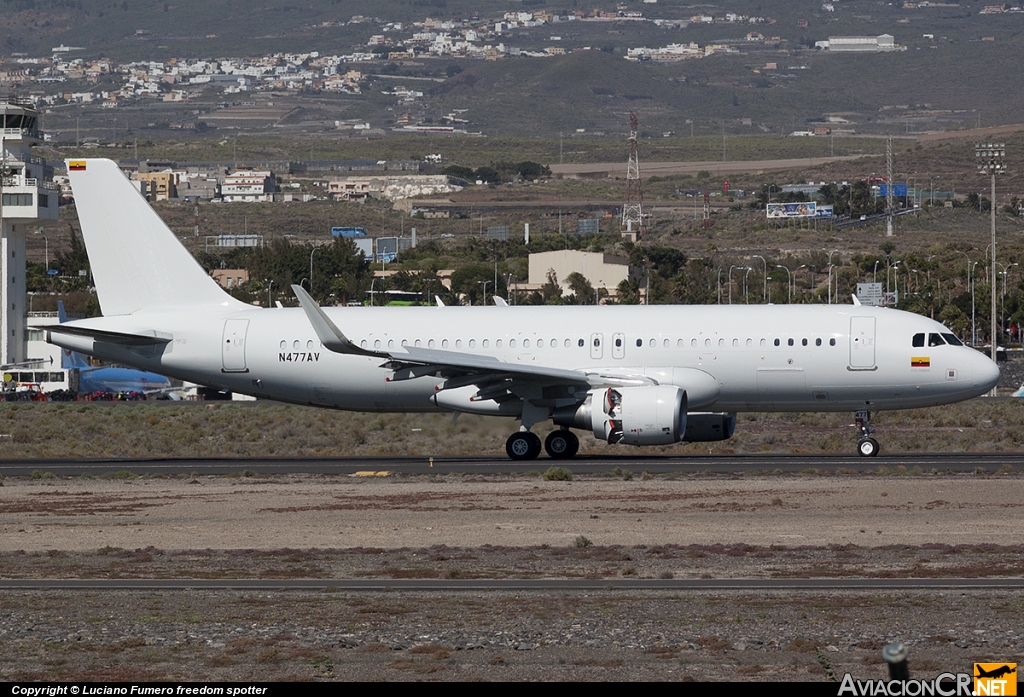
left=682, top=412, right=736, bottom=442
left=554, top=386, right=687, bottom=446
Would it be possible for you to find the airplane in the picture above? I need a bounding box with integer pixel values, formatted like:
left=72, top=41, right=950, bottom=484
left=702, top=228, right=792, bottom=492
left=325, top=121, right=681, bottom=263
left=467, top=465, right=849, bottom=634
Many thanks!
left=56, top=301, right=174, bottom=396
left=45, top=159, right=1001, bottom=460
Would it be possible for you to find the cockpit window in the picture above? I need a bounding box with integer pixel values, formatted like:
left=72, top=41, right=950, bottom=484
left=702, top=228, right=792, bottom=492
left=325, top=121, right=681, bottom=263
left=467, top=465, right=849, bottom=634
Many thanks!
left=928, top=333, right=946, bottom=347
left=912, top=333, right=925, bottom=348
left=942, top=333, right=964, bottom=346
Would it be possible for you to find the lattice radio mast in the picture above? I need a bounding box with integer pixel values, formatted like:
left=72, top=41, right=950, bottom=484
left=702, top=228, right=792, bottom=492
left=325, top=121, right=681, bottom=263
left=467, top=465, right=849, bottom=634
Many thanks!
left=621, top=111, right=644, bottom=237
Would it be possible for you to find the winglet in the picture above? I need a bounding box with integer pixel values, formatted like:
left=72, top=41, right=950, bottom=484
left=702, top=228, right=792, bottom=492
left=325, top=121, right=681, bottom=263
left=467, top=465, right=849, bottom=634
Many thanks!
left=851, top=294, right=862, bottom=306
left=493, top=296, right=508, bottom=307
left=291, top=284, right=383, bottom=357
left=435, top=296, right=446, bottom=307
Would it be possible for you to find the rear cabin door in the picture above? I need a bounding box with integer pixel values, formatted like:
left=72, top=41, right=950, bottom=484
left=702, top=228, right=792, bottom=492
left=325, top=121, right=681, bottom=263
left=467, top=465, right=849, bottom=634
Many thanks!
left=222, top=319, right=250, bottom=373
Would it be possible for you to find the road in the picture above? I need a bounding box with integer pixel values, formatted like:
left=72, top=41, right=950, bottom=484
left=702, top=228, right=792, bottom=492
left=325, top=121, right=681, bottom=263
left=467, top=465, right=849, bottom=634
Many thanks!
left=549, top=155, right=868, bottom=178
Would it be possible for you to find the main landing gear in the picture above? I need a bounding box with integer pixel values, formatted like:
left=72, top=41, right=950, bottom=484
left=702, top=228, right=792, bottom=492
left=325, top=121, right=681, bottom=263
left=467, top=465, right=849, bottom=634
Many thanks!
left=855, top=410, right=879, bottom=457
left=505, top=429, right=580, bottom=460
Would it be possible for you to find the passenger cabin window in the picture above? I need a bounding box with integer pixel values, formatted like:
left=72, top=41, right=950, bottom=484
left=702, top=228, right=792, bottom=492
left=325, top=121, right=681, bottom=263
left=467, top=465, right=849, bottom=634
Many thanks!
left=913, top=333, right=925, bottom=348
left=634, top=338, right=641, bottom=347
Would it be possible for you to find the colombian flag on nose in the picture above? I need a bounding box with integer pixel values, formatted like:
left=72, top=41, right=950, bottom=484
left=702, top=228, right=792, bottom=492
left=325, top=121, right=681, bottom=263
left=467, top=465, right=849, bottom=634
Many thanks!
left=69, top=161, right=87, bottom=171
left=911, top=357, right=930, bottom=368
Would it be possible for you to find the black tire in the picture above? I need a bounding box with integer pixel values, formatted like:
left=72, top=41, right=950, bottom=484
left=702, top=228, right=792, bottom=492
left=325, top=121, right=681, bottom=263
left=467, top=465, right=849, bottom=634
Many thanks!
left=545, top=430, right=579, bottom=459
left=857, top=438, right=880, bottom=457
left=506, top=432, right=541, bottom=460
left=526, top=431, right=542, bottom=459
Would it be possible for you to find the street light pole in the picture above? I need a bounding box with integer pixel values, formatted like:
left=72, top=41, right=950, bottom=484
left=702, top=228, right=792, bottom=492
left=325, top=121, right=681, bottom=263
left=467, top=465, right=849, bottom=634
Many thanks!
left=776, top=265, right=792, bottom=303
left=753, top=255, right=767, bottom=301
left=309, top=246, right=321, bottom=295
left=971, top=261, right=980, bottom=346
left=976, top=142, right=1006, bottom=389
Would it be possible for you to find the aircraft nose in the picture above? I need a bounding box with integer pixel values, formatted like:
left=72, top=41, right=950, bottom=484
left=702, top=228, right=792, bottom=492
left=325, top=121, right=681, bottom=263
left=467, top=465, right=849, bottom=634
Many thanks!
left=973, top=352, right=1001, bottom=392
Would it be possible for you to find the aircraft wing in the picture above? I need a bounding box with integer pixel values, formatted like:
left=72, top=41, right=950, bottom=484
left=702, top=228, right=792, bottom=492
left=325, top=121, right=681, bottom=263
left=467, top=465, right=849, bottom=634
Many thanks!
left=291, top=284, right=655, bottom=394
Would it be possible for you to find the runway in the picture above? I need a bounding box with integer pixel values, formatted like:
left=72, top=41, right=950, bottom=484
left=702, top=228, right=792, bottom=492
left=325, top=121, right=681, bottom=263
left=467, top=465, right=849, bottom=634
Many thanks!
left=2, top=578, right=1023, bottom=591
left=3, top=452, right=1021, bottom=680
left=0, top=451, right=1021, bottom=477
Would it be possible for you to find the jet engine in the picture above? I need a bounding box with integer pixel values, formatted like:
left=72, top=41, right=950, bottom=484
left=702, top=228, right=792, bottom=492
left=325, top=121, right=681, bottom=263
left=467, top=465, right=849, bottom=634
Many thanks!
left=553, top=386, right=687, bottom=446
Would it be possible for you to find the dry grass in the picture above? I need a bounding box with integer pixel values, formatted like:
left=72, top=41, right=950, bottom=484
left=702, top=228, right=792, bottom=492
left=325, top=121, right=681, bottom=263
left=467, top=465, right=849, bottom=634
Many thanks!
left=0, top=398, right=1021, bottom=459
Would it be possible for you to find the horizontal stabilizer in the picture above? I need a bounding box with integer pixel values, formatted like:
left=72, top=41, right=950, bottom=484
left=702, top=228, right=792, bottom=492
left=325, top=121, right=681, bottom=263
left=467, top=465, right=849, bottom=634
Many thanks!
left=44, top=324, right=172, bottom=346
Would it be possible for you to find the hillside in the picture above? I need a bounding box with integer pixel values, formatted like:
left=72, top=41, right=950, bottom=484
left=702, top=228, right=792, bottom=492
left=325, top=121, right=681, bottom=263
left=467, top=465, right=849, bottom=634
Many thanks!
left=5, top=0, right=1024, bottom=138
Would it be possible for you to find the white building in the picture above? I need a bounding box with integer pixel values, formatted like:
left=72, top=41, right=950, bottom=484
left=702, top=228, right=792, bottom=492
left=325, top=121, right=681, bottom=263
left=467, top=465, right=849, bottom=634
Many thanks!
left=824, top=34, right=898, bottom=52
left=220, top=170, right=276, bottom=202
left=527, top=250, right=639, bottom=301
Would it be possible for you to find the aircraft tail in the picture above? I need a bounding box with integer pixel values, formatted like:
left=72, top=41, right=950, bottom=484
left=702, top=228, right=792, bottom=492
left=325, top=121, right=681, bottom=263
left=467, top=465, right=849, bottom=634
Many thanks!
left=66, top=159, right=246, bottom=316
left=57, top=301, right=91, bottom=370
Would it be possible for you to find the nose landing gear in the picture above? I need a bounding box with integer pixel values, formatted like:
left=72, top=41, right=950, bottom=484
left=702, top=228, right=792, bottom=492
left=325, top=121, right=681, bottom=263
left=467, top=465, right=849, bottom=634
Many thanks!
left=855, top=410, right=879, bottom=457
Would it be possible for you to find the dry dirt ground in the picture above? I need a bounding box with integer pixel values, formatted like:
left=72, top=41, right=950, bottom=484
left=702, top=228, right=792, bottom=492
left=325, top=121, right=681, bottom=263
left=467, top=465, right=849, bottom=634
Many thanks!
left=0, top=472, right=1022, bottom=682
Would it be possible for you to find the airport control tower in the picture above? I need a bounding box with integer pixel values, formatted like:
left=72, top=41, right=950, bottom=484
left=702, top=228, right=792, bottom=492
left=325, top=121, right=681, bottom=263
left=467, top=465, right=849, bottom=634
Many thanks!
left=0, top=98, right=59, bottom=365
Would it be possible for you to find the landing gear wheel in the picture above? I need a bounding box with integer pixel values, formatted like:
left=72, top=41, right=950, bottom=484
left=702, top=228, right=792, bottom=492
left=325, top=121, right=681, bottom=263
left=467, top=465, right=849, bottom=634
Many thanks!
left=506, top=431, right=542, bottom=460
left=858, top=438, right=880, bottom=457
left=544, top=430, right=579, bottom=459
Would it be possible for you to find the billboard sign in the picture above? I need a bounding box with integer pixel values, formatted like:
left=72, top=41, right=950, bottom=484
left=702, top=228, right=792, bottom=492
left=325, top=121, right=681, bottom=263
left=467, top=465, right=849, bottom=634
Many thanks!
left=766, top=202, right=816, bottom=218
left=878, top=184, right=908, bottom=197
left=814, top=205, right=834, bottom=219
left=376, top=236, right=398, bottom=263
left=856, top=282, right=884, bottom=306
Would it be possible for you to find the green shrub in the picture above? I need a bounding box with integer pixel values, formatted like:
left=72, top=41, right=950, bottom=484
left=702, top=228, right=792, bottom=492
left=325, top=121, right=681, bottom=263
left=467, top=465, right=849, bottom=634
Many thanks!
left=543, top=466, right=572, bottom=481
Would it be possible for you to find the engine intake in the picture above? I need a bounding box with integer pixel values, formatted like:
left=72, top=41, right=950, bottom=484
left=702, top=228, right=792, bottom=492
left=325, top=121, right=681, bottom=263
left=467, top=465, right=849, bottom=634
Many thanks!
left=554, top=386, right=687, bottom=446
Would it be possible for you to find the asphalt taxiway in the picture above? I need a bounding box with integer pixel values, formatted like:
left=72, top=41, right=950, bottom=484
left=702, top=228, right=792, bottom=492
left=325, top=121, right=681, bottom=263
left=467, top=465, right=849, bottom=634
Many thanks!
left=0, top=451, right=1020, bottom=477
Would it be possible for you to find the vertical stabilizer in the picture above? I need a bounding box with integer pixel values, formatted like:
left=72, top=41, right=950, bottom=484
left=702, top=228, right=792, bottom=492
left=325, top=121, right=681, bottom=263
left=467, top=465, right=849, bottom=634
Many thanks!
left=66, top=159, right=246, bottom=315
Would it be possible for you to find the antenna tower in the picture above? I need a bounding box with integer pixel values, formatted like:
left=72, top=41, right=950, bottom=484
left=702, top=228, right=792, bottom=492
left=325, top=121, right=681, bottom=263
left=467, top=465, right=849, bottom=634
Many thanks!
left=622, top=111, right=644, bottom=237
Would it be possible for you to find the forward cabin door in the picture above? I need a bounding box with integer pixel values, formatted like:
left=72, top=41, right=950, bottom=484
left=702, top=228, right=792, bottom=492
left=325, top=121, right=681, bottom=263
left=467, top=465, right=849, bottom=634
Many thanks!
left=849, top=316, right=877, bottom=370
left=222, top=319, right=250, bottom=373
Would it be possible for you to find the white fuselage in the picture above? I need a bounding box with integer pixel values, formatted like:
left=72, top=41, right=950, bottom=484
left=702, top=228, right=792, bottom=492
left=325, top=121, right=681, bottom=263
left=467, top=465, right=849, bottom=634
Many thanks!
left=50, top=303, right=1000, bottom=415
